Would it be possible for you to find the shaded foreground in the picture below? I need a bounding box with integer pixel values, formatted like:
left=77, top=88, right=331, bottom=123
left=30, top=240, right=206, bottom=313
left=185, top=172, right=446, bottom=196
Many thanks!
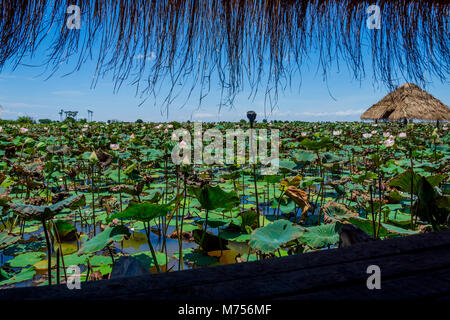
left=1, top=228, right=449, bottom=300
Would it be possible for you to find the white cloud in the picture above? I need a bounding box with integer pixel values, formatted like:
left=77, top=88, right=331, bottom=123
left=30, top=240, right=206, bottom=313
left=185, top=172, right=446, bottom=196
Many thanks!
left=191, top=112, right=215, bottom=119
left=0, top=101, right=57, bottom=109
left=302, top=109, right=364, bottom=117
left=51, top=90, right=84, bottom=96
left=134, top=52, right=156, bottom=61
left=0, top=74, right=17, bottom=79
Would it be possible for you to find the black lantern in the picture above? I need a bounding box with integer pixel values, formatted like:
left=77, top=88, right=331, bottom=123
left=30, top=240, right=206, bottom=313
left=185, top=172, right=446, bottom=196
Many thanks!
left=247, top=111, right=257, bottom=127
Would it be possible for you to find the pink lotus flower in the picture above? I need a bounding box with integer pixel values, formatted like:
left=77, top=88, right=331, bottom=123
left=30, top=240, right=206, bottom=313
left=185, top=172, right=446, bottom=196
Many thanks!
left=0, top=127, right=3, bottom=132
left=130, top=133, right=135, bottom=140
left=110, top=144, right=120, bottom=150
left=398, top=132, right=407, bottom=138
left=363, top=133, right=372, bottom=138
left=301, top=132, right=307, bottom=136
left=167, top=124, right=173, bottom=128
left=383, top=132, right=391, bottom=138
left=383, top=139, right=395, bottom=147
left=179, top=141, right=188, bottom=148
left=20, top=127, right=28, bottom=133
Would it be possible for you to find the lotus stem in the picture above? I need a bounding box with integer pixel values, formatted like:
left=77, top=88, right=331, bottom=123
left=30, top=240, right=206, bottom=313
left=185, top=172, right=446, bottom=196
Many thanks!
left=42, top=220, right=52, bottom=286
left=144, top=221, right=161, bottom=273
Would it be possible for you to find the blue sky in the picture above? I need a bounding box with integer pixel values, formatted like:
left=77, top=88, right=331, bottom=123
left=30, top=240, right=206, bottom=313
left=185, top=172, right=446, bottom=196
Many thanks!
left=0, top=29, right=448, bottom=123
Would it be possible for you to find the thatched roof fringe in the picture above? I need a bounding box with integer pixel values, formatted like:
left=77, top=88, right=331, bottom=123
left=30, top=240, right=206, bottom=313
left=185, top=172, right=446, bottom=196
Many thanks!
left=0, top=1, right=448, bottom=111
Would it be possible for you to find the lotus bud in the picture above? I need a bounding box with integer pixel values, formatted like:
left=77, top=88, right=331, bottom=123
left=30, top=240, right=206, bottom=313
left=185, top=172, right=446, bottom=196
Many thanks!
left=89, top=151, right=99, bottom=164
left=432, top=128, right=438, bottom=138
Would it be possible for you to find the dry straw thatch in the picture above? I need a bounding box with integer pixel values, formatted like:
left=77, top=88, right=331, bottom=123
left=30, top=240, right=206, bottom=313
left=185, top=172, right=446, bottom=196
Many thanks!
left=361, top=83, right=450, bottom=121
left=0, top=1, right=449, bottom=110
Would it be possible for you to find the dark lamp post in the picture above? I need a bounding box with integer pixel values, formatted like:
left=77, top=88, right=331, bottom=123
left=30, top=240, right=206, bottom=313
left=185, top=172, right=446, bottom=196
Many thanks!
left=247, top=111, right=257, bottom=127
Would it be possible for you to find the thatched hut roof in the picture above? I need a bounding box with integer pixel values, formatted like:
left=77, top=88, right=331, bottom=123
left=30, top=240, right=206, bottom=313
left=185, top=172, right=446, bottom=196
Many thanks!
left=361, top=83, right=450, bottom=121
left=0, top=1, right=449, bottom=110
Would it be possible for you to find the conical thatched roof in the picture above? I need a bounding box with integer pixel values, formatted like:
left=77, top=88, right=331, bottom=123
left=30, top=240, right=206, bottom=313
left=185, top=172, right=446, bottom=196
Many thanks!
left=361, top=83, right=450, bottom=121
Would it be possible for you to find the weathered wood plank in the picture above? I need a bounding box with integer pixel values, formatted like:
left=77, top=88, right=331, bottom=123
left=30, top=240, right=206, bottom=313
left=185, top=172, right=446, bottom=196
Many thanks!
left=1, top=229, right=449, bottom=300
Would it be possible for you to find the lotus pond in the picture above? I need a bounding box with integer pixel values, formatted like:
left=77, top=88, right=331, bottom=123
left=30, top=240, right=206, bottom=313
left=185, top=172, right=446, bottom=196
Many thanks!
left=0, top=120, right=449, bottom=288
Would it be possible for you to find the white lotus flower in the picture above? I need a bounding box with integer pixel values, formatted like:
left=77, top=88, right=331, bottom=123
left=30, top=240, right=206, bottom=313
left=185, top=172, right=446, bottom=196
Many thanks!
left=383, top=139, right=395, bottom=147
left=20, top=127, right=28, bottom=133
left=383, top=132, right=391, bottom=138
left=333, top=130, right=341, bottom=136
left=371, top=130, right=377, bottom=135
left=110, top=144, right=120, bottom=150
left=398, top=132, right=407, bottom=138
left=301, top=132, right=307, bottom=136
left=363, top=133, right=372, bottom=138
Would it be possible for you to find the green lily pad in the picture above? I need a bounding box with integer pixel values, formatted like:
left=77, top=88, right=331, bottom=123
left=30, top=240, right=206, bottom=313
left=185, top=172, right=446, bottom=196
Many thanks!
left=79, top=225, right=130, bottom=254
left=249, top=219, right=304, bottom=253
left=0, top=267, right=36, bottom=286
left=8, top=252, right=46, bottom=267
left=0, top=231, right=20, bottom=250
left=131, top=251, right=168, bottom=268
left=188, top=185, right=240, bottom=211
left=108, top=202, right=170, bottom=222
left=299, top=222, right=341, bottom=248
